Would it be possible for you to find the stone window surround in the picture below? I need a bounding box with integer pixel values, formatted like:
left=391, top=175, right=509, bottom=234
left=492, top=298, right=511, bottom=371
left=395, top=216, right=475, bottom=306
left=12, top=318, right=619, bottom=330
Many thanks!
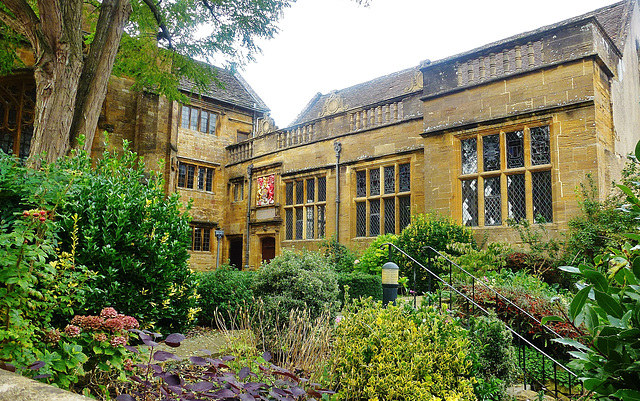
left=177, top=159, right=217, bottom=192
left=189, top=224, right=212, bottom=252
left=179, top=104, right=218, bottom=135
left=283, top=175, right=327, bottom=241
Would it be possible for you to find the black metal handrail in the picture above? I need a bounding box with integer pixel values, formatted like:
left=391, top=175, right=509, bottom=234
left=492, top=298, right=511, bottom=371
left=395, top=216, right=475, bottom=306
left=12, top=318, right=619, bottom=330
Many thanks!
left=382, top=242, right=581, bottom=399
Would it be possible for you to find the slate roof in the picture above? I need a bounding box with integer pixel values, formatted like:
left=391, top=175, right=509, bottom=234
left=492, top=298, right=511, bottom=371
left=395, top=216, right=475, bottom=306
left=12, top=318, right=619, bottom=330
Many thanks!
left=179, top=65, right=269, bottom=112
left=289, top=0, right=632, bottom=128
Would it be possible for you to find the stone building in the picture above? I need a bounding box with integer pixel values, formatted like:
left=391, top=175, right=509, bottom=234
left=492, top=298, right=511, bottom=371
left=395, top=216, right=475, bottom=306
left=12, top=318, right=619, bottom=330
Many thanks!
left=2, top=0, right=640, bottom=271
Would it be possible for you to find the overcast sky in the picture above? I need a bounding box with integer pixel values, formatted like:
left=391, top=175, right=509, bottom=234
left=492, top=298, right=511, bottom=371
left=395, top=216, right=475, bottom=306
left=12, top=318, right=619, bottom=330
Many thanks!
left=240, top=0, right=620, bottom=128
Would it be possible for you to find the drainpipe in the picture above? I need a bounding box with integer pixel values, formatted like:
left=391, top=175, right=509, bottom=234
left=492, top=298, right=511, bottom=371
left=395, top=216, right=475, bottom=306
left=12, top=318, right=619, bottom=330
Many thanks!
left=334, top=141, right=342, bottom=242
left=244, top=164, right=254, bottom=270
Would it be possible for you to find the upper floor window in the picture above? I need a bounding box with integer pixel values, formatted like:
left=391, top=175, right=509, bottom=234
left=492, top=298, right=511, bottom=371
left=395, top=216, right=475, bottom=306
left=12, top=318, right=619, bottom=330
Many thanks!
left=459, top=124, right=553, bottom=227
left=284, top=176, right=326, bottom=241
left=180, top=105, right=217, bottom=135
left=178, top=161, right=214, bottom=192
left=237, top=131, right=250, bottom=142
left=355, top=162, right=411, bottom=237
left=0, top=80, right=36, bottom=159
left=233, top=181, right=244, bottom=202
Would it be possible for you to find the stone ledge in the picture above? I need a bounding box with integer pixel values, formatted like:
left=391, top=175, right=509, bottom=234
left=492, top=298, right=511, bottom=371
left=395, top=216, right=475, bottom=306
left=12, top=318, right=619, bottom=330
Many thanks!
left=0, top=369, right=88, bottom=401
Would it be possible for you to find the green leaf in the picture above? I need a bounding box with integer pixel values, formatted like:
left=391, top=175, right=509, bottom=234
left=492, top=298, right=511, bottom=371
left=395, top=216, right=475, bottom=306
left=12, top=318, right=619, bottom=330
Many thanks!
left=552, top=338, right=590, bottom=351
left=582, top=269, right=609, bottom=293
left=594, top=290, right=624, bottom=319
left=541, top=315, right=564, bottom=325
left=584, top=304, right=600, bottom=333
left=612, top=389, right=640, bottom=401
left=93, top=346, right=102, bottom=354
left=570, top=285, right=593, bottom=321
left=559, top=265, right=581, bottom=274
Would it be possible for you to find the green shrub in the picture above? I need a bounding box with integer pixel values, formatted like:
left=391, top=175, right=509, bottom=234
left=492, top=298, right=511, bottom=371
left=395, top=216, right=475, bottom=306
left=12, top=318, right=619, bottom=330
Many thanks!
left=54, top=141, right=197, bottom=333
left=196, top=266, right=254, bottom=327
left=320, top=235, right=358, bottom=273
left=336, top=271, right=382, bottom=303
left=252, top=250, right=339, bottom=350
left=395, top=213, right=477, bottom=293
left=328, top=299, right=475, bottom=400
left=468, top=314, right=518, bottom=401
left=354, top=233, right=398, bottom=275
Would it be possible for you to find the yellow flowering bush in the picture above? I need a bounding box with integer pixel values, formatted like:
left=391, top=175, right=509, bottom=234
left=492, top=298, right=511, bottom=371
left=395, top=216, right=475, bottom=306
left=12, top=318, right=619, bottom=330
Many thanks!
left=328, top=299, right=475, bottom=401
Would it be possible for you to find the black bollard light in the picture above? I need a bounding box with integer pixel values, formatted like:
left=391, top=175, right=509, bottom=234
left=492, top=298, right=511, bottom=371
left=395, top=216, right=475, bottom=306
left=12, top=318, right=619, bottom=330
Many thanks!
left=381, top=261, right=399, bottom=306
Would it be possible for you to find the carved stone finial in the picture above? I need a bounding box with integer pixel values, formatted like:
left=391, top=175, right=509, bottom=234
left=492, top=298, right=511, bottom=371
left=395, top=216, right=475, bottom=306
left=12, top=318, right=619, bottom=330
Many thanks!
left=256, top=116, right=277, bottom=136
left=319, top=92, right=348, bottom=118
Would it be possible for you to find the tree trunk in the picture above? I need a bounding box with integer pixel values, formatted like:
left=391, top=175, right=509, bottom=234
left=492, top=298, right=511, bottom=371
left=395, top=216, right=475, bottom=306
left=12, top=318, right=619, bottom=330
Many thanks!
left=70, top=0, right=132, bottom=152
left=26, top=0, right=84, bottom=166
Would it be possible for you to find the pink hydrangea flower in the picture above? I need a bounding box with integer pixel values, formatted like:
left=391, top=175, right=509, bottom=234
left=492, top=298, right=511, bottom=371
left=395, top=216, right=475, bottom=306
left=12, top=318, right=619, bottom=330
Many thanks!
left=103, top=317, right=125, bottom=332
left=100, top=307, right=118, bottom=319
left=110, top=335, right=128, bottom=347
left=93, top=333, right=108, bottom=342
left=121, top=315, right=139, bottom=330
left=64, top=324, right=82, bottom=337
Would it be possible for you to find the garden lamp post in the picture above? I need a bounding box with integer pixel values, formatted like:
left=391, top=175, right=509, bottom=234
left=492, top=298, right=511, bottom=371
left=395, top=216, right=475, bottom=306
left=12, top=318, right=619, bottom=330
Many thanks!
left=215, top=229, right=224, bottom=269
left=381, top=261, right=399, bottom=305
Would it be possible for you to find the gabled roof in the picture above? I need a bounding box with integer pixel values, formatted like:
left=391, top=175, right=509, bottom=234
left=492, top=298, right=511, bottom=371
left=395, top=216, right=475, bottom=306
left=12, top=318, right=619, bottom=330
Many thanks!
left=289, top=0, right=632, bottom=128
left=290, top=67, right=420, bottom=126
left=179, top=65, right=269, bottom=112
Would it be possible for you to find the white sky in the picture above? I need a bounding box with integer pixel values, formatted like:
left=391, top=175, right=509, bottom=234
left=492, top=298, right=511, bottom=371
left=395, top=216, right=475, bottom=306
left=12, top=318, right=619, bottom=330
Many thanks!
left=240, top=0, right=620, bottom=128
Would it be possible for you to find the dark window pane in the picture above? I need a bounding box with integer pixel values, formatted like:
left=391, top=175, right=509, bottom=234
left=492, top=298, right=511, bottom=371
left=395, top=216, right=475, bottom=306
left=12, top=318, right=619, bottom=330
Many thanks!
left=370, top=199, right=380, bottom=236
left=356, top=171, right=366, bottom=197
left=187, top=165, right=195, bottom=189
left=306, top=206, right=314, bottom=239
left=317, top=177, right=326, bottom=202
left=285, top=209, right=293, bottom=240
left=483, top=134, right=500, bottom=171
left=307, top=178, right=315, bottom=203
left=200, top=111, right=208, bottom=133
left=194, top=227, right=202, bottom=251
left=531, top=125, right=551, bottom=165
left=370, top=169, right=380, bottom=196
left=507, top=174, right=526, bottom=221
left=286, top=182, right=293, bottom=205
left=384, top=198, right=395, bottom=234
left=198, top=167, right=205, bottom=190
left=384, top=166, right=395, bottom=194
left=317, top=205, right=326, bottom=239
left=461, top=138, right=478, bottom=174
left=399, top=163, right=410, bottom=192
left=209, top=113, right=217, bottom=135
left=356, top=202, right=366, bottom=237
left=19, top=126, right=33, bottom=159
left=532, top=170, right=553, bottom=223
left=190, top=108, right=199, bottom=130
left=181, top=106, right=190, bottom=129
left=0, top=131, right=13, bottom=155
left=506, top=130, right=524, bottom=168
left=202, top=228, right=210, bottom=252
left=206, top=168, right=213, bottom=192
left=295, top=208, right=303, bottom=240
left=462, top=179, right=478, bottom=226
left=296, top=181, right=304, bottom=204
left=178, top=163, right=186, bottom=188
left=484, top=176, right=502, bottom=226
left=399, top=196, right=411, bottom=231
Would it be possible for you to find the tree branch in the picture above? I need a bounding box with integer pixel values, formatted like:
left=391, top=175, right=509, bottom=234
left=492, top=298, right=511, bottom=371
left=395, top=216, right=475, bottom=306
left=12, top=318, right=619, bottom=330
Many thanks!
left=140, top=0, right=173, bottom=49
left=0, top=0, right=39, bottom=47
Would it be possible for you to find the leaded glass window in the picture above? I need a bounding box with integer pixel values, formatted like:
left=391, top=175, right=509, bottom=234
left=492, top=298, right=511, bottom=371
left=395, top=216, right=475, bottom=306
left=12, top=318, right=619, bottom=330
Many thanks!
left=507, top=174, right=526, bottom=221
left=399, top=164, right=410, bottom=192
left=506, top=130, right=524, bottom=168
left=307, top=178, right=315, bottom=203
left=384, top=198, right=395, bottom=234
left=530, top=126, right=551, bottom=165
left=286, top=182, right=293, bottom=205
left=356, top=171, right=366, bottom=197
left=284, top=176, right=327, bottom=240
left=462, top=179, right=478, bottom=226
left=384, top=166, right=395, bottom=194
left=370, top=169, right=380, bottom=196
left=370, top=200, right=380, bottom=236
left=354, top=162, right=411, bottom=237
left=180, top=105, right=218, bottom=134
left=460, top=124, right=552, bottom=227
left=461, top=138, right=478, bottom=174
left=484, top=177, right=501, bottom=226
left=532, top=170, right=553, bottom=222
left=356, top=202, right=366, bottom=237
left=483, top=134, right=500, bottom=172
left=190, top=108, right=199, bottom=131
